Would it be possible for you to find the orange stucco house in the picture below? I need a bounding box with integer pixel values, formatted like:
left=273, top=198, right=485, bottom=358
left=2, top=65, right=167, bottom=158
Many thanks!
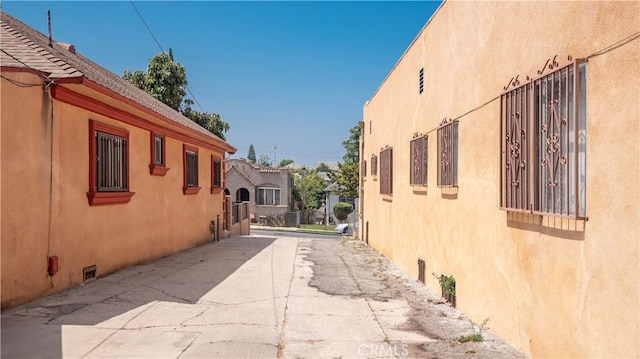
left=359, top=1, right=638, bottom=358
left=1, top=12, right=236, bottom=309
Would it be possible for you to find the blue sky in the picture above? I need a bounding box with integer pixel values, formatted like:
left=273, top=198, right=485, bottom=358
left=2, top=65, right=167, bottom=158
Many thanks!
left=2, top=1, right=441, bottom=167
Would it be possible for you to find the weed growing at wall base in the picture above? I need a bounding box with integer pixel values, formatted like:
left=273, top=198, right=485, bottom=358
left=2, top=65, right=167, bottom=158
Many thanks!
left=458, top=318, right=489, bottom=343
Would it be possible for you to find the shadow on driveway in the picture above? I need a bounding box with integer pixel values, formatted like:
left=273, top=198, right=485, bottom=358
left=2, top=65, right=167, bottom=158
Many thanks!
left=1, top=235, right=276, bottom=358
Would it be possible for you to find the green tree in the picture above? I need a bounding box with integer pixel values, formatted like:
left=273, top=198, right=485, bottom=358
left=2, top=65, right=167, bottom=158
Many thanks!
left=316, top=162, right=330, bottom=172
left=123, top=49, right=186, bottom=111
left=279, top=159, right=294, bottom=167
left=123, top=50, right=230, bottom=139
left=182, top=104, right=230, bottom=140
left=295, top=170, right=326, bottom=211
left=333, top=202, right=353, bottom=223
left=329, top=124, right=361, bottom=203
left=328, top=162, right=360, bottom=202
left=257, top=154, right=272, bottom=168
left=342, top=124, right=361, bottom=164
left=247, top=144, right=257, bottom=163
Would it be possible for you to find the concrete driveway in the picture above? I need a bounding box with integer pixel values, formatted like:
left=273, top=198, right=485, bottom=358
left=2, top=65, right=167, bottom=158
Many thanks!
left=1, top=233, right=525, bottom=358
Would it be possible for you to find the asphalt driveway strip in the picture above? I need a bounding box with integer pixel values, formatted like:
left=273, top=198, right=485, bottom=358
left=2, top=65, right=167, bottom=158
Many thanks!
left=301, top=238, right=527, bottom=359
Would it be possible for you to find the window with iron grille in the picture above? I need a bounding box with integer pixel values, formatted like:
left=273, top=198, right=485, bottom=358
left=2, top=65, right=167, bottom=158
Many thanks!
left=87, top=120, right=134, bottom=206
left=212, top=157, right=221, bottom=190
left=437, top=120, right=458, bottom=187
left=257, top=187, right=281, bottom=205
left=410, top=135, right=428, bottom=186
left=361, top=160, right=367, bottom=179
left=183, top=144, right=200, bottom=194
left=380, top=147, right=393, bottom=195
left=96, top=131, right=128, bottom=191
left=419, top=68, right=424, bottom=94
left=154, top=134, right=164, bottom=165
left=149, top=133, right=169, bottom=176
left=371, top=154, right=378, bottom=176
left=501, top=60, right=586, bottom=218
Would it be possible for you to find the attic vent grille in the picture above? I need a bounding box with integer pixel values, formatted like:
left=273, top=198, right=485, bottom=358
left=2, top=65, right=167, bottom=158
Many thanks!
left=417, top=258, right=425, bottom=284
left=83, top=265, right=97, bottom=282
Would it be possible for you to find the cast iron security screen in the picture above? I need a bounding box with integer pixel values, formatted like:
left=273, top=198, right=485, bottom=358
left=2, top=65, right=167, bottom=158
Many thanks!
left=186, top=151, right=198, bottom=187
left=410, top=135, right=428, bottom=186
left=96, top=131, right=128, bottom=191
left=380, top=147, right=393, bottom=195
left=437, top=120, right=458, bottom=187
left=500, top=60, right=586, bottom=218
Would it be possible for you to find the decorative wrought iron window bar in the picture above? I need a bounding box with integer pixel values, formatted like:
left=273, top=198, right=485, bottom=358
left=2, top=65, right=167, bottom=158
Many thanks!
left=437, top=119, right=458, bottom=188
left=380, top=146, right=393, bottom=195
left=371, top=154, right=378, bottom=176
left=500, top=58, right=587, bottom=219
left=410, top=134, right=428, bottom=187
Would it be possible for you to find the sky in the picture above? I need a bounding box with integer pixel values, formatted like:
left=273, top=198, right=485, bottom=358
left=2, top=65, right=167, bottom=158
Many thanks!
left=2, top=1, right=441, bottom=167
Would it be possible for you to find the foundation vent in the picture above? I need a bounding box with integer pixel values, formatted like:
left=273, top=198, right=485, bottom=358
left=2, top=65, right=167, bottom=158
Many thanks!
left=83, top=265, right=96, bottom=282
left=417, top=258, right=425, bottom=284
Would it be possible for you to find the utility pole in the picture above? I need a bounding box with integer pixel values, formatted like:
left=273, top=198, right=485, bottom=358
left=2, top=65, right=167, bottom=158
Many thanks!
left=270, top=145, right=278, bottom=167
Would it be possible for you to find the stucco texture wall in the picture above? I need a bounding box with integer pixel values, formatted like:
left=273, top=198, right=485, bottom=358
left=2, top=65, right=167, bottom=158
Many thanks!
left=1, top=71, right=55, bottom=307
left=1, top=73, right=227, bottom=308
left=361, top=2, right=639, bottom=357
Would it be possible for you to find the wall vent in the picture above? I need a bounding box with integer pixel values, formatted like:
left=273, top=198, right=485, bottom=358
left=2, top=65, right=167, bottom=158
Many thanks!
left=83, top=265, right=97, bottom=282
left=417, top=258, right=425, bottom=284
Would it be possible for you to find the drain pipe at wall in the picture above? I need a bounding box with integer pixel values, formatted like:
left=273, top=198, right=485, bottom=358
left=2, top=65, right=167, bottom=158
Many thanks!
left=45, top=79, right=57, bottom=284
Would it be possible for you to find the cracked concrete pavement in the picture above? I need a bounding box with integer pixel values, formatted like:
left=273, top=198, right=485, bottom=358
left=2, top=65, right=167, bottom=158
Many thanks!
left=1, top=233, right=525, bottom=358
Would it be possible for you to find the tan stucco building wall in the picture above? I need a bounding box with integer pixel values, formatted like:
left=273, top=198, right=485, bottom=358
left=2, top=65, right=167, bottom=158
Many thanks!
left=360, top=2, right=639, bottom=357
left=2, top=71, right=229, bottom=308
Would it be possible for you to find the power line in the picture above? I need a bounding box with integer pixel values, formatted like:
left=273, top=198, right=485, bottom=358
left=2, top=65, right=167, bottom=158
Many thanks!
left=129, top=0, right=164, bottom=53
left=128, top=0, right=205, bottom=112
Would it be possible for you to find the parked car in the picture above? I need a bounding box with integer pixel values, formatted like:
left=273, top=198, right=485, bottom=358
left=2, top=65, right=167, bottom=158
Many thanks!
left=334, top=222, right=359, bottom=234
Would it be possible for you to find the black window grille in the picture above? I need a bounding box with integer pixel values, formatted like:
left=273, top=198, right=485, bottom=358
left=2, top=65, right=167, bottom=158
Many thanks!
left=212, top=160, right=221, bottom=188
left=419, top=68, right=424, bottom=94
left=186, top=151, right=198, bottom=187
left=96, top=131, right=128, bottom=192
left=154, top=134, right=164, bottom=166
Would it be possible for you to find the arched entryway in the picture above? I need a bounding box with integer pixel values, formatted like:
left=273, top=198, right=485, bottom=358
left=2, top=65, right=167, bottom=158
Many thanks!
left=235, top=188, right=250, bottom=202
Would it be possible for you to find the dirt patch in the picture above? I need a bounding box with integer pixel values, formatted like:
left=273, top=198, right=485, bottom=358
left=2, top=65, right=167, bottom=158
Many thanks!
left=305, top=239, right=526, bottom=359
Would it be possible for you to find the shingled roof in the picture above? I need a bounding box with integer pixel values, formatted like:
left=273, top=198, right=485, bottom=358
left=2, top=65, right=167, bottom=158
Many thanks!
left=0, top=12, right=236, bottom=153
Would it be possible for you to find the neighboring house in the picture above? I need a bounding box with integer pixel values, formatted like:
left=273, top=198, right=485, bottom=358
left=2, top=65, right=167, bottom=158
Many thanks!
left=318, top=171, right=358, bottom=226
left=360, top=2, right=638, bottom=358
left=0, top=13, right=236, bottom=309
left=225, top=158, right=293, bottom=225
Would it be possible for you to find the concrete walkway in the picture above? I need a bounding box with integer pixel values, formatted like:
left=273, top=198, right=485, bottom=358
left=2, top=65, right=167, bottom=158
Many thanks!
left=1, top=233, right=525, bottom=358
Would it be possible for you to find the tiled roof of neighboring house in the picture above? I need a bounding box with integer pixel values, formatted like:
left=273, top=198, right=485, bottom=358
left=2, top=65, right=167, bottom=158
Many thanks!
left=0, top=12, right=235, bottom=153
left=259, top=168, right=284, bottom=173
